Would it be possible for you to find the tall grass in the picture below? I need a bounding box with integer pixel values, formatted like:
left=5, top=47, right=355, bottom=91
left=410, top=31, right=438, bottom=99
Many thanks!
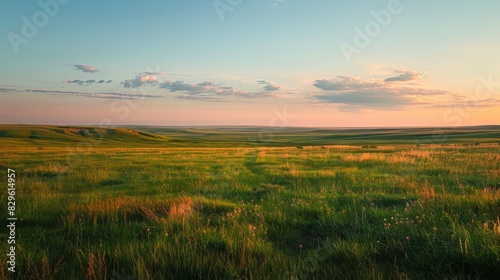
left=0, top=145, right=499, bottom=279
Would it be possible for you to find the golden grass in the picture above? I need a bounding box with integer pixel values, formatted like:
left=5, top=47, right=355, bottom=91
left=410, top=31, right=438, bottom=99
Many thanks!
left=387, top=155, right=415, bottom=164
left=485, top=153, right=500, bottom=162
left=419, top=186, right=436, bottom=200
left=482, top=187, right=500, bottom=200
left=74, top=196, right=196, bottom=222
left=85, top=252, right=107, bottom=280
left=343, top=149, right=431, bottom=164
left=168, top=197, right=194, bottom=219
left=286, top=162, right=300, bottom=177
left=84, top=197, right=140, bottom=216
left=494, top=217, right=500, bottom=238
left=41, top=255, right=64, bottom=280
left=343, top=153, right=385, bottom=162
left=28, top=163, right=69, bottom=174
left=402, top=150, right=431, bottom=159
left=343, top=154, right=358, bottom=162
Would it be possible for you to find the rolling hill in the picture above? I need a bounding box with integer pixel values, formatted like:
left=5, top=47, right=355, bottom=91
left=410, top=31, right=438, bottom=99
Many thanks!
left=1, top=124, right=500, bottom=147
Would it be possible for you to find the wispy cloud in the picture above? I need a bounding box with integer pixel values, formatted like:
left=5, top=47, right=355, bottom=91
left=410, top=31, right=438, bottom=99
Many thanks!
left=70, top=64, right=99, bottom=73
left=160, top=80, right=220, bottom=94
left=315, top=89, right=412, bottom=108
left=384, top=70, right=427, bottom=82
left=64, top=79, right=112, bottom=86
left=176, top=93, right=227, bottom=102
left=0, top=87, right=20, bottom=93
left=24, top=89, right=161, bottom=100
left=314, top=76, right=382, bottom=91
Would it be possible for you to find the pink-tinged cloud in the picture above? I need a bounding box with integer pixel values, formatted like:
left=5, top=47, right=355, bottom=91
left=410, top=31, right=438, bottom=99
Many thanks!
left=22, top=88, right=161, bottom=100
left=257, top=80, right=283, bottom=91
left=72, top=64, right=99, bottom=73
left=385, top=70, right=427, bottom=82
left=313, top=74, right=454, bottom=109
left=159, top=80, right=283, bottom=99
left=314, top=76, right=382, bottom=91
left=121, top=74, right=159, bottom=88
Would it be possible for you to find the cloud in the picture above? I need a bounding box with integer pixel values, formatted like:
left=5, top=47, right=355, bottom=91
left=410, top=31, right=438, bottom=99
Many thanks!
left=315, top=90, right=412, bottom=108
left=65, top=79, right=112, bottom=86
left=385, top=70, right=427, bottom=82
left=313, top=75, right=451, bottom=109
left=313, top=76, right=382, bottom=91
left=72, top=64, right=99, bottom=73
left=121, top=74, right=158, bottom=88
left=95, top=92, right=161, bottom=100
left=257, top=80, right=283, bottom=91
left=0, top=88, right=20, bottom=93
left=158, top=79, right=283, bottom=99
left=176, top=94, right=227, bottom=102
left=24, top=88, right=161, bottom=100
left=65, top=79, right=95, bottom=86
left=143, top=71, right=167, bottom=75
left=159, top=80, right=212, bottom=93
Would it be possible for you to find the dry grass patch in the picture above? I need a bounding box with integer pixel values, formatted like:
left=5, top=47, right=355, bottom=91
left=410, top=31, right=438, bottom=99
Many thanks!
left=28, top=163, right=69, bottom=175
left=494, top=217, right=500, bottom=238
left=318, top=170, right=336, bottom=176
left=343, top=153, right=386, bottom=162
left=403, top=149, right=431, bottom=159
left=70, top=196, right=196, bottom=222
left=83, top=197, right=140, bottom=216
left=386, top=154, right=415, bottom=164
left=419, top=186, right=437, bottom=200
left=481, top=187, right=500, bottom=200
left=168, top=196, right=194, bottom=220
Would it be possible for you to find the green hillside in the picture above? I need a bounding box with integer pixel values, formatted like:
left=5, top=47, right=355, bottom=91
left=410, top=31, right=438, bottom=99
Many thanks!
left=0, top=125, right=171, bottom=147
left=1, top=124, right=500, bottom=147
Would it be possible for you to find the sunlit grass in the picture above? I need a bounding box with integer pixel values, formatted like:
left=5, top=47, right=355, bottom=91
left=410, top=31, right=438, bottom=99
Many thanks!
left=0, top=145, right=499, bottom=279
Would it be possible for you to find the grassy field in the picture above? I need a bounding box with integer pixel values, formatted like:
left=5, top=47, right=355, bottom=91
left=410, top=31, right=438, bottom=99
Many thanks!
left=0, top=125, right=499, bottom=279
left=1, top=124, right=500, bottom=147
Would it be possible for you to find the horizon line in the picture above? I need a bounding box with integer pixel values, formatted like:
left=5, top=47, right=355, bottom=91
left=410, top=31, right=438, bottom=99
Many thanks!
left=1, top=123, right=500, bottom=130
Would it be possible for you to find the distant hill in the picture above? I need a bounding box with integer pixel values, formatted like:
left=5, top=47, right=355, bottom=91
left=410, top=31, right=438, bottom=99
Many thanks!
left=0, top=125, right=170, bottom=147
left=1, top=124, right=499, bottom=147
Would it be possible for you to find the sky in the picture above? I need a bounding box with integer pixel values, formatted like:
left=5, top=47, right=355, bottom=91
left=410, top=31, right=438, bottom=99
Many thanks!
left=1, top=0, right=499, bottom=127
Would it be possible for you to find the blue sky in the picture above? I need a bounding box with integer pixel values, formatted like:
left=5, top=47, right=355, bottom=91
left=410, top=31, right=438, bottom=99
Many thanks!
left=1, top=0, right=499, bottom=126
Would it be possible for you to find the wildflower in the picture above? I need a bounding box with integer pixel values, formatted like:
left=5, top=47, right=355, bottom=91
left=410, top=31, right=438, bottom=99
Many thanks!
left=483, top=222, right=489, bottom=229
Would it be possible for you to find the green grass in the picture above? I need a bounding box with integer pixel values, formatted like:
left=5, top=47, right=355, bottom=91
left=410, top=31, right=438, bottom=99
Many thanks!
left=0, top=125, right=499, bottom=279
left=1, top=124, right=500, bottom=147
